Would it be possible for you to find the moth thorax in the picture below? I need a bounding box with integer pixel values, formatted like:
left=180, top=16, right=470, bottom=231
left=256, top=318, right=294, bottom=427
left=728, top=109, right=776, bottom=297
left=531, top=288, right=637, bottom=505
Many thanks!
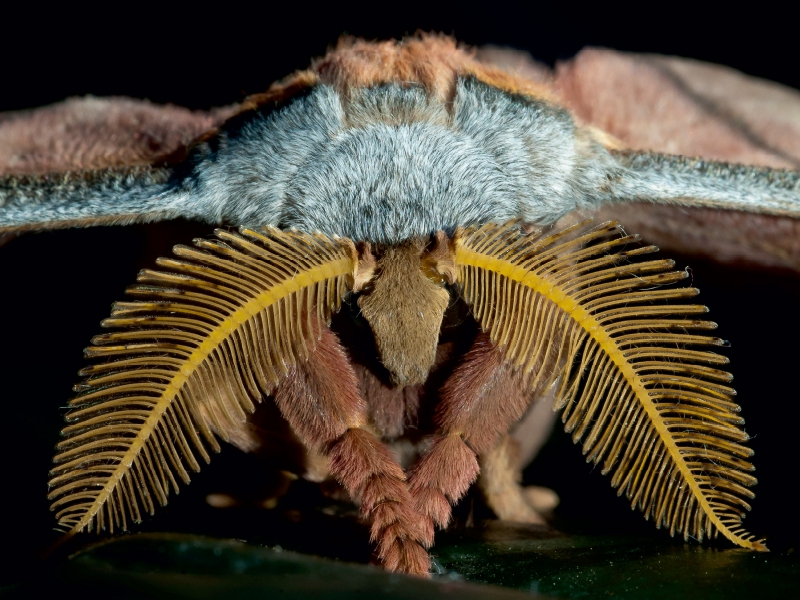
left=356, top=236, right=453, bottom=386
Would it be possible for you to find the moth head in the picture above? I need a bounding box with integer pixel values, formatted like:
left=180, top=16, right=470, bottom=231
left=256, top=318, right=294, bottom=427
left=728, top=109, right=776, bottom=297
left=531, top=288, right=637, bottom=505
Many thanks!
left=354, top=231, right=455, bottom=387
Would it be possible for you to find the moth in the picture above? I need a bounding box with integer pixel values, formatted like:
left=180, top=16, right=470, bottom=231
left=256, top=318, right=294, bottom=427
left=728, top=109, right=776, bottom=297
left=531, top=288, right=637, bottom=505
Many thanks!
left=2, top=35, right=797, bottom=576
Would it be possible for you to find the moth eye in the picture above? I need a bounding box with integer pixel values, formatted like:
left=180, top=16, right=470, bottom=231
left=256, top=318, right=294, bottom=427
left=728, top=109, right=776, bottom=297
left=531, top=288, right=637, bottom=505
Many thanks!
left=421, top=231, right=456, bottom=287
left=358, top=280, right=376, bottom=295
left=421, top=258, right=448, bottom=287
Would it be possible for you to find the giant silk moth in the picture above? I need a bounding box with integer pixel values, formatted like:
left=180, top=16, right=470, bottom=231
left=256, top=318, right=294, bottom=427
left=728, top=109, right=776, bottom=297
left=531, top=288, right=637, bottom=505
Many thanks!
left=3, top=35, right=797, bottom=574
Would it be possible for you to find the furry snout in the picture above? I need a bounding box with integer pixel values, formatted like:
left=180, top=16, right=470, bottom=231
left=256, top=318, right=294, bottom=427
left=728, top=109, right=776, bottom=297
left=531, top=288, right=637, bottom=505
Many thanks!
left=356, top=241, right=450, bottom=386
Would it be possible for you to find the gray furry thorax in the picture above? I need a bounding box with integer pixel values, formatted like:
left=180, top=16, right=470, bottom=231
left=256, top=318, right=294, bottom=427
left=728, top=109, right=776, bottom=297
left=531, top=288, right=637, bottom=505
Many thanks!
left=184, top=78, right=618, bottom=243
left=5, top=74, right=800, bottom=235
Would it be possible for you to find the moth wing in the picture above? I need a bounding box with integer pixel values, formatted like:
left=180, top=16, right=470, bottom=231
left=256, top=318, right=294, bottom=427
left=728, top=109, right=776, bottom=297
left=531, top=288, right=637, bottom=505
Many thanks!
left=0, top=96, right=233, bottom=240
left=47, top=227, right=355, bottom=536
left=556, top=48, right=800, bottom=167
left=554, top=48, right=800, bottom=271
left=0, top=71, right=316, bottom=242
left=0, top=96, right=231, bottom=176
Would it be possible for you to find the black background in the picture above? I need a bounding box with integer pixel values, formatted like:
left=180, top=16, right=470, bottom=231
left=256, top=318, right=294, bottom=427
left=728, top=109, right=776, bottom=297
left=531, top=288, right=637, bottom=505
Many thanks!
left=1, top=2, right=798, bottom=584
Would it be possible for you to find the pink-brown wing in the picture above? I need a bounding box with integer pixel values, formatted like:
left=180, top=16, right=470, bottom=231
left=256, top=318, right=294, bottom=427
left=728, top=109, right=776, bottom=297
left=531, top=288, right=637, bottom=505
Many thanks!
left=474, top=47, right=800, bottom=482
left=554, top=49, right=800, bottom=272
left=0, top=96, right=229, bottom=176
left=0, top=97, right=233, bottom=245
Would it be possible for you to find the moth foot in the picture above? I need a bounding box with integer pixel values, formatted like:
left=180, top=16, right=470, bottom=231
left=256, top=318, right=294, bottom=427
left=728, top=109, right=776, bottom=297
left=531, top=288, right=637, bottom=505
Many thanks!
left=379, top=538, right=431, bottom=576
left=523, top=485, right=560, bottom=516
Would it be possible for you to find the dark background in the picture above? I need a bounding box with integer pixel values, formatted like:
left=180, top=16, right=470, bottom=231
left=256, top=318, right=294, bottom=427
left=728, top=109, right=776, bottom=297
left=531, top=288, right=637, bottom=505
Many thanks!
left=1, top=2, right=798, bottom=585
left=3, top=4, right=800, bottom=112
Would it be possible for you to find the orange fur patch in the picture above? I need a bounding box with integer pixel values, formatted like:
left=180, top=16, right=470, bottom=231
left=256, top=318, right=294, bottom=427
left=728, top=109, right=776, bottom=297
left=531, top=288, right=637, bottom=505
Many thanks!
left=234, top=70, right=319, bottom=117
left=313, top=33, right=553, bottom=104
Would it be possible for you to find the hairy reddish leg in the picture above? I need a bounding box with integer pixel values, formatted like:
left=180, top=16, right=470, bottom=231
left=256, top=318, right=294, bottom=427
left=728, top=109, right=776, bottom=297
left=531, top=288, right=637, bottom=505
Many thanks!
left=409, top=332, right=534, bottom=532
left=273, top=325, right=430, bottom=575
left=328, top=429, right=431, bottom=572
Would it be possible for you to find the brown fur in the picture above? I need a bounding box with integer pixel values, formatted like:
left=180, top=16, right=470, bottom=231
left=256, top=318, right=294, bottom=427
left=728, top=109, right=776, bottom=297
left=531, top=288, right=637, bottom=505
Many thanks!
left=406, top=334, right=537, bottom=533
left=411, top=487, right=451, bottom=529
left=313, top=34, right=553, bottom=106
left=357, top=239, right=449, bottom=386
left=327, top=428, right=405, bottom=492
left=328, top=429, right=430, bottom=575
left=437, top=332, right=531, bottom=454
left=362, top=473, right=415, bottom=532
left=273, top=326, right=366, bottom=449
left=409, top=434, right=479, bottom=502
left=408, top=433, right=479, bottom=534
left=270, top=321, right=454, bottom=574
left=357, top=364, right=421, bottom=439
left=273, top=328, right=431, bottom=575
left=369, top=495, right=421, bottom=537
left=474, top=46, right=554, bottom=88
left=233, top=71, right=319, bottom=119
left=380, top=538, right=430, bottom=575
left=272, top=326, right=430, bottom=574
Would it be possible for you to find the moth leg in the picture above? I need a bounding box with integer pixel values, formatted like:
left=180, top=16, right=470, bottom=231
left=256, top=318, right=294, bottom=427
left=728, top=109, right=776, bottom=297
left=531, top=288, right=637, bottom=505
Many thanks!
left=478, top=435, right=546, bottom=524
left=479, top=385, right=561, bottom=523
left=408, top=332, right=534, bottom=532
left=273, top=324, right=430, bottom=576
